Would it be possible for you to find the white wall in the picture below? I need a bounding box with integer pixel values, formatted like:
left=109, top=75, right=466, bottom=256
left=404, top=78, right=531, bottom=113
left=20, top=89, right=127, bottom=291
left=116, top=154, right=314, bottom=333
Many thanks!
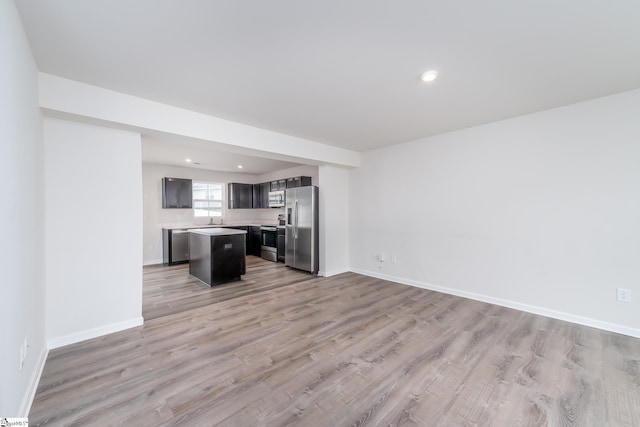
left=350, top=89, right=640, bottom=338
left=318, top=165, right=350, bottom=276
left=0, top=0, right=47, bottom=417
left=142, top=163, right=279, bottom=264
left=45, top=118, right=144, bottom=347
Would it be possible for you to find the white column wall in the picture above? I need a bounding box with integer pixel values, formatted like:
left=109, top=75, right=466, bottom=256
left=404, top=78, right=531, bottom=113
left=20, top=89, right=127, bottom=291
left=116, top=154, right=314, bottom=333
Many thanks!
left=0, top=0, right=47, bottom=417
left=45, top=118, right=144, bottom=348
left=318, top=165, right=350, bottom=276
left=350, top=89, right=640, bottom=337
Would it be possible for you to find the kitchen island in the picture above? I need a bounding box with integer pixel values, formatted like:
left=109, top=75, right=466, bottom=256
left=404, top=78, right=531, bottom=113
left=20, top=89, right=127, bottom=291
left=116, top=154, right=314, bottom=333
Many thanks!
left=188, top=228, right=247, bottom=286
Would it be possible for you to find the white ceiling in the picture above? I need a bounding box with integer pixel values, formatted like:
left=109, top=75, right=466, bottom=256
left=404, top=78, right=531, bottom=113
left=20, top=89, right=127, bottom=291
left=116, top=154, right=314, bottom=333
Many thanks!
left=141, top=134, right=300, bottom=174
left=16, top=1, right=640, bottom=156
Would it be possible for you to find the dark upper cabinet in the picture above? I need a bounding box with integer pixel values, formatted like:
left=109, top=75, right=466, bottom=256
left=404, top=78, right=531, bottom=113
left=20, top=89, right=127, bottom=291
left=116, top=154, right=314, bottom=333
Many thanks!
left=286, top=176, right=312, bottom=188
left=252, top=184, right=261, bottom=208
left=230, top=176, right=312, bottom=209
left=270, top=179, right=287, bottom=191
left=228, top=183, right=253, bottom=209
left=252, top=182, right=271, bottom=209
left=162, top=178, right=192, bottom=209
left=260, top=182, right=270, bottom=208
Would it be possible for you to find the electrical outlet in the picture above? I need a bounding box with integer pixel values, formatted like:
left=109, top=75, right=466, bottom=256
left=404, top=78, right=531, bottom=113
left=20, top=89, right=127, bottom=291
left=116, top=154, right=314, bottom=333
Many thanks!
left=617, top=288, right=632, bottom=303
left=391, top=255, right=397, bottom=264
left=377, top=253, right=385, bottom=262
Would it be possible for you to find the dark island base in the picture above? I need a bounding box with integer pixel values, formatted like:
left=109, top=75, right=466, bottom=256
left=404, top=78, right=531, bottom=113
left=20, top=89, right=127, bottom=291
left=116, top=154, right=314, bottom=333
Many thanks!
left=189, top=229, right=247, bottom=287
left=196, top=275, right=242, bottom=287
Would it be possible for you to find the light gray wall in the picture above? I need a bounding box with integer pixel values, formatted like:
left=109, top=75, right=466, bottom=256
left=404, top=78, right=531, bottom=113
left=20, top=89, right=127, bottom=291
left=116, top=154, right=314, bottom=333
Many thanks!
left=0, top=0, right=46, bottom=416
left=350, top=89, right=640, bottom=337
left=44, top=118, right=144, bottom=347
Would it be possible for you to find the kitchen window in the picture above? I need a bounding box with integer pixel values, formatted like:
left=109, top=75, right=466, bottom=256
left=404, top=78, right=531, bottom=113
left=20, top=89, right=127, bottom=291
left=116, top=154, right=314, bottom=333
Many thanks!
left=193, top=182, right=223, bottom=217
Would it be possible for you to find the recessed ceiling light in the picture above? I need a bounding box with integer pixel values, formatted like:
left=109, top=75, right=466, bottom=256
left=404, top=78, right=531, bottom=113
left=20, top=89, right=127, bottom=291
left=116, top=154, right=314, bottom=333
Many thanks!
left=420, top=70, right=438, bottom=83
left=185, top=158, right=192, bottom=163
left=237, top=165, right=243, bottom=169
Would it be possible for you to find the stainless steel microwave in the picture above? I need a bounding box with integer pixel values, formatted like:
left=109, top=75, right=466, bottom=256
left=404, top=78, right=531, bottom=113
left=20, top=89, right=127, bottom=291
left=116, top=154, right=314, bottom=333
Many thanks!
left=268, top=190, right=285, bottom=208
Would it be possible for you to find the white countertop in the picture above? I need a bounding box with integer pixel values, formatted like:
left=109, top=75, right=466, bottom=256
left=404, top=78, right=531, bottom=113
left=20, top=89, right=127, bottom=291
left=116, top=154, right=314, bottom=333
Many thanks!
left=162, top=223, right=276, bottom=230
left=188, top=228, right=247, bottom=236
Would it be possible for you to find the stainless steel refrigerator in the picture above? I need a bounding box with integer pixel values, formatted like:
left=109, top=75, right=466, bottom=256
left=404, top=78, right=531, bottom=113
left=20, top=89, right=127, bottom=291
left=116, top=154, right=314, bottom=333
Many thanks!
left=285, top=186, right=319, bottom=274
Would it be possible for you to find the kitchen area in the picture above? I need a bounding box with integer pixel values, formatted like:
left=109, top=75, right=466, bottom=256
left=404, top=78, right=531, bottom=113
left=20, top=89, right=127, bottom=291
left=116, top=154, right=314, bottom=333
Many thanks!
left=143, top=161, right=319, bottom=295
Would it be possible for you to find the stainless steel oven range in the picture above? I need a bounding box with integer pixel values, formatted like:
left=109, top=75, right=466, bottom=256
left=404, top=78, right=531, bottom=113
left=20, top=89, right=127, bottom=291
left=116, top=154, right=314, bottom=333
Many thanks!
left=260, top=226, right=278, bottom=262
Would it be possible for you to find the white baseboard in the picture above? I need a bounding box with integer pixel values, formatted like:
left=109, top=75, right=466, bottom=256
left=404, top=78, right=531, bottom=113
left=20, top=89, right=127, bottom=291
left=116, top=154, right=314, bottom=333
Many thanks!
left=318, top=267, right=350, bottom=277
left=350, top=268, right=640, bottom=339
left=143, top=258, right=163, bottom=266
left=18, top=346, right=48, bottom=417
left=47, top=316, right=144, bottom=349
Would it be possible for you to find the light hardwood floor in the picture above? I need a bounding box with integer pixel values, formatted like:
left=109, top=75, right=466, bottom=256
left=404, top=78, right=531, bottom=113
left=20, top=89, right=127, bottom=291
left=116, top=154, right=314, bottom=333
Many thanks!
left=30, top=257, right=640, bottom=426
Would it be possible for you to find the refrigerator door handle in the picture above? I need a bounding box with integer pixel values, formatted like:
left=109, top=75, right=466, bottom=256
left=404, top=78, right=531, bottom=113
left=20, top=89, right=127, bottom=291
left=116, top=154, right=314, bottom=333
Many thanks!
left=294, top=200, right=299, bottom=239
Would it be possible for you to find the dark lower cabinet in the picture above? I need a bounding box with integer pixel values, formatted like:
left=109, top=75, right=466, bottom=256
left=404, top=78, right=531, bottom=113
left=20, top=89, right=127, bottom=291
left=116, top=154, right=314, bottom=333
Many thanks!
left=249, top=226, right=261, bottom=256
left=163, top=225, right=262, bottom=264
left=221, top=225, right=264, bottom=256
left=277, top=227, right=285, bottom=262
